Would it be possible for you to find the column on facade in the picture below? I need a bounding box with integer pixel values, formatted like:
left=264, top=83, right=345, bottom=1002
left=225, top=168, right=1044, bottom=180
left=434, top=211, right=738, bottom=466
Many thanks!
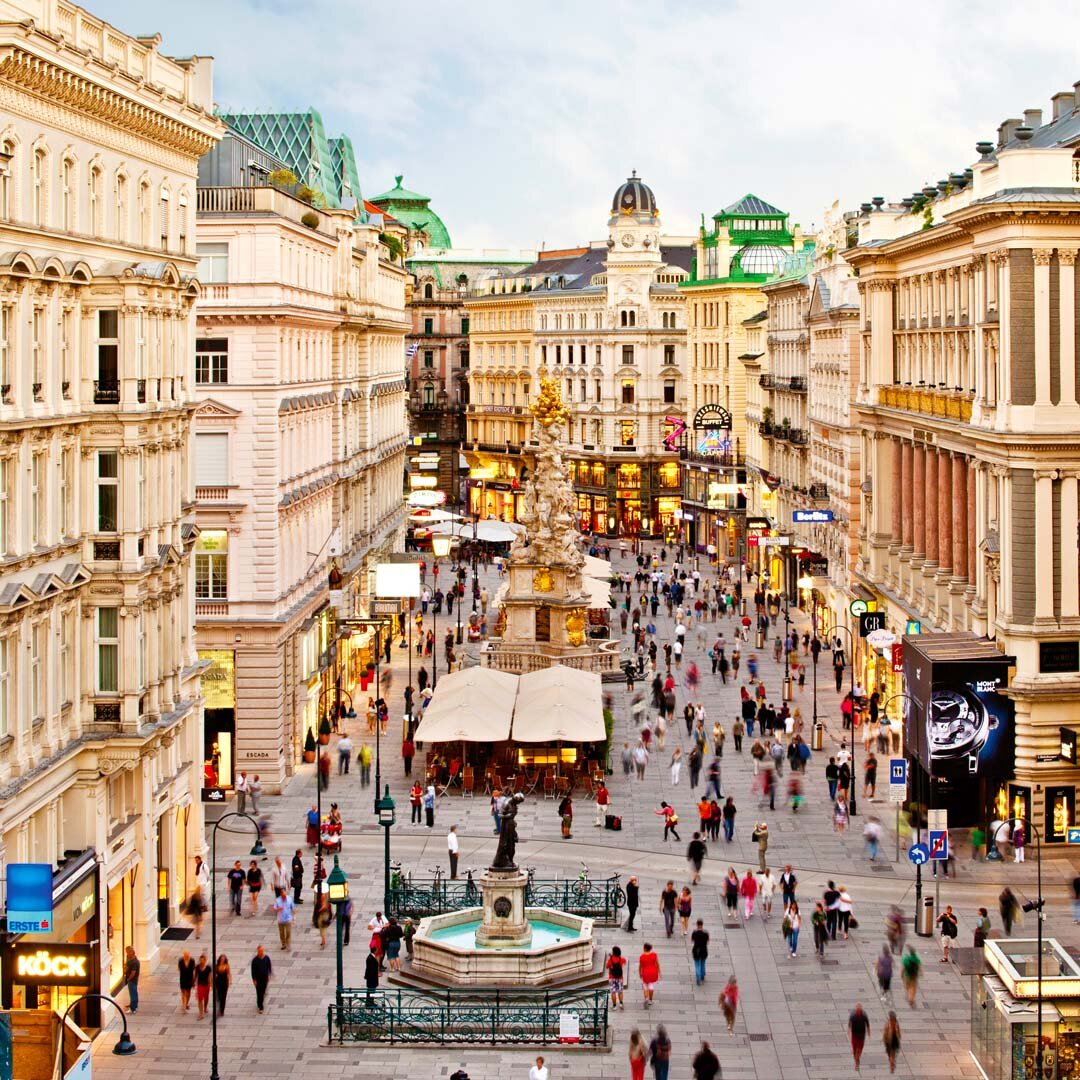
left=925, top=450, right=939, bottom=566
left=912, top=445, right=926, bottom=559
left=967, top=461, right=978, bottom=593
left=937, top=451, right=953, bottom=574
left=1035, top=470, right=1057, bottom=620
left=901, top=441, right=914, bottom=551
left=1034, top=249, right=1053, bottom=406
left=890, top=437, right=903, bottom=547
left=1061, top=251, right=1078, bottom=407
left=1063, top=472, right=1080, bottom=619
left=952, top=454, right=969, bottom=581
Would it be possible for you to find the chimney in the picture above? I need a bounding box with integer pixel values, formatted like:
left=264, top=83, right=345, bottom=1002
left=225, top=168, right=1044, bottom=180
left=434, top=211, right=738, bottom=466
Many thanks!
left=997, top=118, right=1022, bottom=147
left=1052, top=91, right=1076, bottom=121
left=1024, top=108, right=1043, bottom=131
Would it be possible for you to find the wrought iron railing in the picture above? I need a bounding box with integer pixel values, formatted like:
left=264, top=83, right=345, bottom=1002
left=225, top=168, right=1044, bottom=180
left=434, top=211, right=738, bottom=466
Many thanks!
left=328, top=986, right=609, bottom=1045
left=387, top=875, right=626, bottom=924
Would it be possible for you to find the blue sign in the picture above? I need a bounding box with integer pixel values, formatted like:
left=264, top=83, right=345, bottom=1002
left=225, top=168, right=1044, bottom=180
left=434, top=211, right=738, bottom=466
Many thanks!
left=929, top=830, right=949, bottom=860
left=890, top=759, right=907, bottom=785
left=7, top=863, right=53, bottom=933
left=793, top=509, right=834, bottom=523
left=908, top=843, right=929, bottom=865
left=1069, top=827, right=1080, bottom=845
left=905, top=620, right=922, bottom=635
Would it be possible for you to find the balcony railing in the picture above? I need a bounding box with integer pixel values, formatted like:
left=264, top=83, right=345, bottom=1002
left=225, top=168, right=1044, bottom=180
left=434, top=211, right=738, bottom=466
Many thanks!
left=195, top=601, right=229, bottom=616
left=93, top=380, right=119, bottom=404
left=136, top=379, right=146, bottom=403
left=197, top=185, right=329, bottom=232
left=789, top=375, right=807, bottom=392
left=809, top=483, right=829, bottom=500
left=759, top=374, right=776, bottom=389
left=879, top=384, right=974, bottom=421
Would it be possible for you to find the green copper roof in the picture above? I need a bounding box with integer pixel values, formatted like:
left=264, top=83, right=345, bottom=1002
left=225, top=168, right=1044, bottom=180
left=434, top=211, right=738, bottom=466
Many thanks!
left=219, top=110, right=364, bottom=213
left=721, top=194, right=785, bottom=217
left=370, top=175, right=452, bottom=248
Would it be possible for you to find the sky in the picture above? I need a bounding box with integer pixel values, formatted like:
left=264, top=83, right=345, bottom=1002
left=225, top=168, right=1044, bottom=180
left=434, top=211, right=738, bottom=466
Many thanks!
left=95, top=0, right=1080, bottom=251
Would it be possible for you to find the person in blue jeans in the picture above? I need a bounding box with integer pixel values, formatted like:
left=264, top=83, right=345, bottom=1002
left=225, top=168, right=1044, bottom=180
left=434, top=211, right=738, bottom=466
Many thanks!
left=788, top=902, right=802, bottom=957
left=648, top=1024, right=671, bottom=1080
left=123, top=946, right=140, bottom=1013
left=690, top=919, right=709, bottom=985
left=722, top=797, right=737, bottom=841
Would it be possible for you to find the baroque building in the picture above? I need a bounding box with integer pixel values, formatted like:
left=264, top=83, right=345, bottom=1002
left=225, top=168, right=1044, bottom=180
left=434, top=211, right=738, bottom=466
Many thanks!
left=0, top=0, right=221, bottom=1006
left=192, top=119, right=409, bottom=792
left=846, top=84, right=1080, bottom=838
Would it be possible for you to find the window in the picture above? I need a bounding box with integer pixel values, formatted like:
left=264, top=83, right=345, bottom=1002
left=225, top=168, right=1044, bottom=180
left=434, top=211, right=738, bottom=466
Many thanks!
left=422, top=384, right=434, bottom=407
left=0, top=141, right=13, bottom=220
left=59, top=448, right=72, bottom=539
left=158, top=191, right=169, bottom=247
left=423, top=350, right=434, bottom=368
left=580, top=419, right=586, bottom=442
left=59, top=612, right=73, bottom=707
left=96, top=309, right=119, bottom=400
left=138, top=180, right=151, bottom=246
left=664, top=344, right=676, bottom=366
left=423, top=317, right=434, bottom=336
left=461, top=317, right=469, bottom=335
left=423, top=283, right=433, bottom=299
left=659, top=461, right=680, bottom=488
left=580, top=379, right=587, bottom=401
left=0, top=458, right=7, bottom=556
left=97, top=451, right=118, bottom=531
left=620, top=420, right=636, bottom=446
left=61, top=157, right=74, bottom=231
left=622, top=345, right=634, bottom=366
left=97, top=608, right=119, bottom=692
left=31, top=307, right=43, bottom=394
left=115, top=173, right=127, bottom=242
left=30, top=621, right=43, bottom=721
left=195, top=338, right=228, bottom=384
left=595, top=380, right=601, bottom=402
left=554, top=346, right=561, bottom=365
left=194, top=432, right=229, bottom=487
left=196, top=242, right=228, bottom=283
left=664, top=380, right=676, bottom=403
left=0, top=303, right=11, bottom=395
left=32, top=148, right=46, bottom=227
left=621, top=380, right=635, bottom=405
left=195, top=531, right=228, bottom=600
left=30, top=451, right=44, bottom=548
left=617, top=464, right=641, bottom=486
left=61, top=307, right=73, bottom=394
left=0, top=636, right=8, bottom=737
left=178, top=191, right=188, bottom=250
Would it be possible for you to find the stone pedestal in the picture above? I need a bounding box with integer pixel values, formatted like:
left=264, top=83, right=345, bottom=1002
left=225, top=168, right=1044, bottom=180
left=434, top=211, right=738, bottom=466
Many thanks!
left=474, top=868, right=532, bottom=947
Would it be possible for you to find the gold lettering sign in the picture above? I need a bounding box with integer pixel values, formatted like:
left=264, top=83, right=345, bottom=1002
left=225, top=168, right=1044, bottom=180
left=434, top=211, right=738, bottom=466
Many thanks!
left=565, top=607, right=586, bottom=647
left=533, top=567, right=554, bottom=593
left=198, top=649, right=235, bottom=710
left=12, top=945, right=92, bottom=986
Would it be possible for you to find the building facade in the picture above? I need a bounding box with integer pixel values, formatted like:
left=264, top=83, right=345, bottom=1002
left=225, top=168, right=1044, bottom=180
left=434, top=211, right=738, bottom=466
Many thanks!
left=846, top=86, right=1080, bottom=836
left=193, top=120, right=409, bottom=792
left=681, top=195, right=803, bottom=558
left=0, top=0, right=221, bottom=1006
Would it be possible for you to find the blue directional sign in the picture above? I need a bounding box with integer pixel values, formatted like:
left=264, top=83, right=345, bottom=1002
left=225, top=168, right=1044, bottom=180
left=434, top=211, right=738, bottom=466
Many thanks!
left=929, top=830, right=949, bottom=860
left=908, top=843, right=929, bottom=865
left=1068, top=827, right=1080, bottom=845
left=890, top=759, right=907, bottom=785
left=793, top=509, right=834, bottom=523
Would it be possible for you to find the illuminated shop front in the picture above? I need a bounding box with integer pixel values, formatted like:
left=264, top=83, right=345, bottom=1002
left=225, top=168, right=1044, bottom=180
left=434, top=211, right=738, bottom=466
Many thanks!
left=106, top=868, right=137, bottom=993
left=466, top=476, right=521, bottom=522
left=199, top=649, right=235, bottom=789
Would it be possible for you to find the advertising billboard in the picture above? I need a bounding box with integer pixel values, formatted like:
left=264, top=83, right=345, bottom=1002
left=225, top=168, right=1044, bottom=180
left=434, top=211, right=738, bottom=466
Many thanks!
left=902, top=633, right=1015, bottom=824
left=6, top=863, right=53, bottom=934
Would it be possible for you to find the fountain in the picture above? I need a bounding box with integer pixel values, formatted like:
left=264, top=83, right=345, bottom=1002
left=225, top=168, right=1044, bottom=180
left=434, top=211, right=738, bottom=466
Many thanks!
left=411, top=794, right=595, bottom=986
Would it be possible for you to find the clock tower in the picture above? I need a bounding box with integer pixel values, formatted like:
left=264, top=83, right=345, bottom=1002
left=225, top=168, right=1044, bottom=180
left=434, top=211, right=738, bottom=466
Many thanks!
left=606, top=172, right=662, bottom=317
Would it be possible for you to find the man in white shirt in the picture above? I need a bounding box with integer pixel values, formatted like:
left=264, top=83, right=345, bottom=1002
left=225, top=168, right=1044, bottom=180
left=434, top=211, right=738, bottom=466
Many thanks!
left=837, top=742, right=852, bottom=767
left=447, top=825, right=460, bottom=880
left=235, top=771, right=249, bottom=816
left=269, top=857, right=290, bottom=896
left=528, top=1056, right=549, bottom=1080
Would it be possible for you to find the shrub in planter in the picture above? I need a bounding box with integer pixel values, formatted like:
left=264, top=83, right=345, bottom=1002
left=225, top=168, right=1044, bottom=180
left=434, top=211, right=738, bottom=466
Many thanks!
left=303, top=728, right=317, bottom=763
left=301, top=210, right=320, bottom=229
left=318, top=716, right=332, bottom=744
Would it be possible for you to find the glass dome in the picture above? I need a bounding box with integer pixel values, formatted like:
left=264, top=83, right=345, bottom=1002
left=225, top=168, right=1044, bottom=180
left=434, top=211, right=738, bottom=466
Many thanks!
left=736, top=244, right=790, bottom=275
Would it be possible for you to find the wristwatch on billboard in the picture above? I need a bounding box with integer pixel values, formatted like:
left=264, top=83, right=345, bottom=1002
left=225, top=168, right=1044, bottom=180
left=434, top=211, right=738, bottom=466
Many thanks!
left=926, top=686, right=995, bottom=777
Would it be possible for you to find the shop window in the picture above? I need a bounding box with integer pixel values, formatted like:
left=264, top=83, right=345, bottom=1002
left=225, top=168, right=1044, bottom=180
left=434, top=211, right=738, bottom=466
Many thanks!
left=620, top=421, right=636, bottom=447
left=621, top=380, right=635, bottom=404
left=658, top=461, right=680, bottom=488
left=617, top=464, right=641, bottom=487
left=591, top=463, right=606, bottom=487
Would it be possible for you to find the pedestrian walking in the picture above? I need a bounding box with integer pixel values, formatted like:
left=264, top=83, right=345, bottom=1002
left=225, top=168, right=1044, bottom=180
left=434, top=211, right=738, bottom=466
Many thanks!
left=648, top=1023, right=671, bottom=1079
left=1013, top=821, right=1026, bottom=862
left=719, top=976, right=739, bottom=1032
left=194, top=953, right=211, bottom=1019
left=227, top=859, right=245, bottom=915
left=786, top=901, right=802, bottom=957
left=638, top=943, right=661, bottom=1009
left=318, top=750, right=331, bottom=792
left=558, top=793, right=574, bottom=838
left=936, top=904, right=958, bottom=961
left=974, top=906, right=991, bottom=947
left=655, top=801, right=680, bottom=841
left=178, top=950, right=195, bottom=1011
left=723, top=868, right=739, bottom=917
left=213, top=955, right=231, bottom=1017
left=901, top=946, right=922, bottom=1007
left=838, top=885, right=854, bottom=938
left=447, top=825, right=460, bottom=879
left=877, top=945, right=894, bottom=1000
left=1000, top=886, right=1019, bottom=936
left=670, top=746, right=683, bottom=786
left=528, top=1056, right=548, bottom=1080
left=812, top=902, right=828, bottom=957
left=692, top=1040, right=720, bottom=1080
left=624, top=876, right=640, bottom=931
left=274, top=890, right=294, bottom=950
left=337, top=733, right=352, bottom=774
left=246, top=859, right=263, bottom=916
left=722, top=797, right=737, bottom=841
left=677, top=886, right=693, bottom=935
left=739, top=869, right=758, bottom=919
left=883, top=1011, right=902, bottom=1073
left=823, top=880, right=840, bottom=939
left=291, top=850, right=304, bottom=906
left=633, top=741, right=649, bottom=779
left=605, top=945, right=626, bottom=1009
left=660, top=881, right=677, bottom=937
left=314, top=889, right=332, bottom=949
left=250, top=945, right=272, bottom=1013
left=691, top=919, right=709, bottom=985
left=864, top=817, right=882, bottom=861
left=780, top=865, right=797, bottom=912
left=235, top=771, right=249, bottom=816
left=752, top=821, right=769, bottom=872
left=629, top=1028, right=648, bottom=1080
left=423, top=784, right=436, bottom=828
left=848, top=1003, right=870, bottom=1070
left=364, top=946, right=380, bottom=1001
left=758, top=867, right=776, bottom=920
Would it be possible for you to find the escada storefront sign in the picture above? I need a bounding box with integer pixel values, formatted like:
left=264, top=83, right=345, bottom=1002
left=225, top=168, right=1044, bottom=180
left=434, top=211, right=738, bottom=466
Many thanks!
left=12, top=944, right=92, bottom=986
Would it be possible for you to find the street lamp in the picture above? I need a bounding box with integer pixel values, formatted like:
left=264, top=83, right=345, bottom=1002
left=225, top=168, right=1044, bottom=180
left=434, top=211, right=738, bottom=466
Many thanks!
left=432, top=534, right=453, bottom=687
left=377, top=784, right=397, bottom=914
left=62, top=993, right=136, bottom=1057
left=797, top=575, right=816, bottom=732
left=209, top=812, right=262, bottom=1080
left=327, top=854, right=349, bottom=1015
left=782, top=599, right=792, bottom=701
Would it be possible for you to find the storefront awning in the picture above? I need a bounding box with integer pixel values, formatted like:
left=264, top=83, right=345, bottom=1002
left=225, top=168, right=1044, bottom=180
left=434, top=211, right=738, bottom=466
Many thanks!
left=583, top=554, right=613, bottom=580
left=412, top=667, right=518, bottom=743
left=512, top=666, right=605, bottom=743
left=429, top=520, right=525, bottom=543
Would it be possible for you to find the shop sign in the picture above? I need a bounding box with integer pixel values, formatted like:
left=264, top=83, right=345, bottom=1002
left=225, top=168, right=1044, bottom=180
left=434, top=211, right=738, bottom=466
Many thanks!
left=12, top=944, right=92, bottom=986
left=859, top=612, right=886, bottom=637
left=906, top=620, right=922, bottom=635
left=866, top=628, right=897, bottom=649
left=1061, top=727, right=1079, bottom=766
left=891, top=643, right=904, bottom=673
left=849, top=599, right=869, bottom=617
left=201, top=787, right=226, bottom=803
left=760, top=536, right=791, bottom=547
left=662, top=416, right=687, bottom=453
left=407, top=490, right=446, bottom=507
left=1037, top=753, right=1061, bottom=763
left=793, top=509, right=834, bottom=523
left=6, top=864, right=53, bottom=933
left=198, top=650, right=235, bottom=711
left=1040, top=640, right=1080, bottom=674
left=807, top=558, right=828, bottom=576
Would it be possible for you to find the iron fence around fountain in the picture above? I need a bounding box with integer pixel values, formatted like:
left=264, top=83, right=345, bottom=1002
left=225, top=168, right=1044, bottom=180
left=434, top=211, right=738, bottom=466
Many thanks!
left=387, top=875, right=626, bottom=924
left=328, top=985, right=609, bottom=1046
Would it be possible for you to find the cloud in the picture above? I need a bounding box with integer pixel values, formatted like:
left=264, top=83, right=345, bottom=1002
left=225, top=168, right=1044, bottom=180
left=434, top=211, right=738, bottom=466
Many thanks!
left=94, top=0, right=1080, bottom=248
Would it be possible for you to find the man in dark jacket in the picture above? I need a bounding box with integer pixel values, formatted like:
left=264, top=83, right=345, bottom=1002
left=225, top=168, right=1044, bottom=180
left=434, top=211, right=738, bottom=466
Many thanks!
left=692, top=1041, right=720, bottom=1080
left=624, top=876, right=640, bottom=931
left=364, top=946, right=380, bottom=1001
left=250, top=946, right=272, bottom=1012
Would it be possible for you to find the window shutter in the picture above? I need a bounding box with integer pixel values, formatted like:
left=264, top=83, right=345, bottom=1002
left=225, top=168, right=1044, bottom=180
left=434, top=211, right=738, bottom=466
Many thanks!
left=195, top=433, right=229, bottom=486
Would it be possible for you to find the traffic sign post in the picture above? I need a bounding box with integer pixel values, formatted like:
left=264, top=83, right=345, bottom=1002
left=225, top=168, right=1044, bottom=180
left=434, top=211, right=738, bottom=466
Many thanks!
left=929, top=830, right=949, bottom=861
left=889, top=759, right=907, bottom=862
left=908, top=843, right=929, bottom=865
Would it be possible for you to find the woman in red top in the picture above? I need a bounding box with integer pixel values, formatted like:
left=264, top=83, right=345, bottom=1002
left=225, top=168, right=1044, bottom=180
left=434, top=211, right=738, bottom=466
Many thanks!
left=637, top=943, right=660, bottom=1008
left=739, top=869, right=758, bottom=920
left=594, top=781, right=610, bottom=827
left=719, top=975, right=739, bottom=1031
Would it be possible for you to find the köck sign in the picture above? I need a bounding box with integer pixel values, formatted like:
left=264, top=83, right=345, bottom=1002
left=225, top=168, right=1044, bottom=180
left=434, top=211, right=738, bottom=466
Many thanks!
left=11, top=944, right=92, bottom=986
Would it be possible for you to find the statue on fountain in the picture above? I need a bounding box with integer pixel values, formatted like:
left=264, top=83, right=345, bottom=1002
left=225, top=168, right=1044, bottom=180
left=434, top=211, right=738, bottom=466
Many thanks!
left=492, top=792, right=526, bottom=870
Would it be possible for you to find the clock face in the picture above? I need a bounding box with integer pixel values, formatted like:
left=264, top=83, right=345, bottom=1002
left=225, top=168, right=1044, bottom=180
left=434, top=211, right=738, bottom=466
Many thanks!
left=621, top=232, right=635, bottom=248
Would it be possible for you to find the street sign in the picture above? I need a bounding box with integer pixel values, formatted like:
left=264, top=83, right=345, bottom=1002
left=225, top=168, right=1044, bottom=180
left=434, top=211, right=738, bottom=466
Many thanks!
left=849, top=599, right=869, bottom=617
left=890, top=759, right=907, bottom=784
left=908, top=843, right=929, bottom=865
left=929, top=830, right=949, bottom=860
left=889, top=785, right=906, bottom=804
left=793, top=509, right=834, bottom=523
left=1068, top=827, right=1080, bottom=845
left=928, top=809, right=948, bottom=833
left=859, top=611, right=886, bottom=637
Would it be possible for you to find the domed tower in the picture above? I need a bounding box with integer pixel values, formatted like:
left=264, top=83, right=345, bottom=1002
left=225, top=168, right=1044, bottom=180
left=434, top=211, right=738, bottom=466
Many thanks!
left=606, top=171, right=662, bottom=320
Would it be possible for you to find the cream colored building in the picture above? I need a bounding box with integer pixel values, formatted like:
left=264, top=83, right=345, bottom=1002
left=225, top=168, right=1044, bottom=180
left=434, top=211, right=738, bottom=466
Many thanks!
left=0, top=0, right=221, bottom=1003
left=193, top=124, right=409, bottom=791
left=846, top=85, right=1080, bottom=838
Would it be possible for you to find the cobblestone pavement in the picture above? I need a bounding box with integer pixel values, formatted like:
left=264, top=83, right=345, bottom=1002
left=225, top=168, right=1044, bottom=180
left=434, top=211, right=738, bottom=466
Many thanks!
left=92, top=545, right=1078, bottom=1079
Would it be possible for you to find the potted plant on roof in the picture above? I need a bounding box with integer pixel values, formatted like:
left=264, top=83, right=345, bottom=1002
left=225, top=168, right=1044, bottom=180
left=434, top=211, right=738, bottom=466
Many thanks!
left=318, top=714, right=332, bottom=746
left=303, top=728, right=317, bottom=764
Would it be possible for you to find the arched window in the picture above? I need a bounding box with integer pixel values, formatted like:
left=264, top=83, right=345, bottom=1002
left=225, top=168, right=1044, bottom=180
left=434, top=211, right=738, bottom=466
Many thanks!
left=620, top=310, right=628, bottom=327
left=115, top=173, right=128, bottom=242
left=89, top=164, right=103, bottom=236
left=0, top=139, right=14, bottom=220
left=177, top=189, right=188, bottom=251
left=61, top=156, right=75, bottom=231
left=628, top=310, right=636, bottom=327
left=159, top=186, right=170, bottom=250
left=32, top=146, right=47, bottom=227
left=138, top=179, right=152, bottom=247
left=423, top=282, right=433, bottom=299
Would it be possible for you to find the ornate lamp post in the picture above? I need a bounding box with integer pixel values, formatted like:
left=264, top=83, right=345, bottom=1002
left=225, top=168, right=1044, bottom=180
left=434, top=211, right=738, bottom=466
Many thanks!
left=327, top=855, right=349, bottom=1014
left=62, top=993, right=136, bottom=1057
left=377, top=785, right=396, bottom=913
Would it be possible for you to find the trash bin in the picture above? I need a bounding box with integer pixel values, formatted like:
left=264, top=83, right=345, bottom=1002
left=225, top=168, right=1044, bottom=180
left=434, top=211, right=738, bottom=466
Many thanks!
left=756, top=630, right=765, bottom=649
left=918, top=895, right=935, bottom=937
left=812, top=722, right=824, bottom=751
left=783, top=677, right=793, bottom=702
left=740, top=598, right=747, bottom=617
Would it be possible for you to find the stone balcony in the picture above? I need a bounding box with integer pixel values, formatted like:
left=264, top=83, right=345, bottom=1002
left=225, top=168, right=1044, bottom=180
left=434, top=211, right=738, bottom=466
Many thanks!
left=878, top=385, right=973, bottom=421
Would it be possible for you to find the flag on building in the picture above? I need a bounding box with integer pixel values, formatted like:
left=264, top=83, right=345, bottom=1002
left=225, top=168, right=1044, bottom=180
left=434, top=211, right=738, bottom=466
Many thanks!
left=406, top=343, right=419, bottom=359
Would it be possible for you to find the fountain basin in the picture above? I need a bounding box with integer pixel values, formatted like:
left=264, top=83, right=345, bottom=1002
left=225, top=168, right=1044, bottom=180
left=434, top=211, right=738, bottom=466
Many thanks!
left=413, top=907, right=594, bottom=986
